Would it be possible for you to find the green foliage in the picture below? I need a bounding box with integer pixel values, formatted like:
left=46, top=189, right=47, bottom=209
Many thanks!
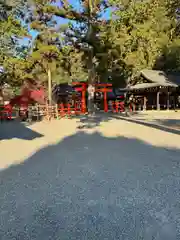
left=0, top=0, right=30, bottom=88
left=0, top=17, right=27, bottom=65
left=112, top=0, right=180, bottom=78
left=33, top=0, right=111, bottom=84
left=3, top=57, right=33, bottom=86
left=2, top=0, right=180, bottom=90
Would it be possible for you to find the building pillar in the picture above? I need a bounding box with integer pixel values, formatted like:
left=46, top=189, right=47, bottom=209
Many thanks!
left=167, top=91, right=170, bottom=110
left=157, top=91, right=160, bottom=110
left=143, top=96, right=147, bottom=111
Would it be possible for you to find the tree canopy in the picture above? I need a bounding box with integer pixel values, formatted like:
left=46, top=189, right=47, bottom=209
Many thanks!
left=1, top=0, right=180, bottom=91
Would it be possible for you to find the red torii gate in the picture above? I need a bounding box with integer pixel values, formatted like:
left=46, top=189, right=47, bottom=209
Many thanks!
left=95, top=83, right=112, bottom=112
left=72, top=82, right=87, bottom=113
left=72, top=82, right=112, bottom=113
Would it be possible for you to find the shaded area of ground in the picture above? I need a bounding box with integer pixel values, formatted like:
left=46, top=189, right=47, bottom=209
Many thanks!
left=118, top=117, right=180, bottom=135
left=153, top=119, right=180, bottom=129
left=0, top=121, right=43, bottom=141
left=0, top=131, right=180, bottom=239
left=1, top=111, right=179, bottom=141
left=74, top=112, right=180, bottom=135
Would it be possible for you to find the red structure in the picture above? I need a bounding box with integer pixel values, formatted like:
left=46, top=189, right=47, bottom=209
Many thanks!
left=72, top=82, right=113, bottom=113
left=113, top=101, right=125, bottom=113
left=1, top=85, right=46, bottom=119
left=95, top=83, right=112, bottom=112
left=72, top=82, right=87, bottom=113
left=0, top=82, right=127, bottom=120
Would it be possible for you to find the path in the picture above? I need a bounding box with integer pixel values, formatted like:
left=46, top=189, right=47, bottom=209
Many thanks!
left=0, top=112, right=180, bottom=239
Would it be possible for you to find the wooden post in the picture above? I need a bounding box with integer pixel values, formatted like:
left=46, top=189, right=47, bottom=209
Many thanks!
left=72, top=82, right=87, bottom=114
left=95, top=83, right=112, bottom=113
left=55, top=104, right=59, bottom=119
left=48, top=68, right=52, bottom=105
left=82, top=84, right=86, bottom=113
left=115, top=101, right=119, bottom=113
left=0, top=88, right=4, bottom=105
left=143, top=96, right=147, bottom=111
left=60, top=103, right=65, bottom=117
left=104, top=91, right=108, bottom=112
left=157, top=91, right=160, bottom=110
left=28, top=105, right=31, bottom=122
left=36, top=104, right=40, bottom=121
left=174, top=95, right=176, bottom=110
left=67, top=103, right=71, bottom=118
left=167, top=91, right=170, bottom=110
left=46, top=102, right=50, bottom=121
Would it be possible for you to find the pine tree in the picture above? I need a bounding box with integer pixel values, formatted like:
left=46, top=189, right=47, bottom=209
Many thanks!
left=29, top=0, right=111, bottom=111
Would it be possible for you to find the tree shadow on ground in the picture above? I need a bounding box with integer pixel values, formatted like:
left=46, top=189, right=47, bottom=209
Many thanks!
left=0, top=131, right=180, bottom=239
left=0, top=120, right=43, bottom=141
left=117, top=116, right=180, bottom=135
left=153, top=119, right=180, bottom=128
left=73, top=112, right=180, bottom=135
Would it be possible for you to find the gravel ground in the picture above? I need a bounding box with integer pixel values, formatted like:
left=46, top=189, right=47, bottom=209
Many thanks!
left=0, top=112, right=180, bottom=240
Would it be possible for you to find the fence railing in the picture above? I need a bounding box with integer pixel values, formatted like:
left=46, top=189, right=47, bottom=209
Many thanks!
left=0, top=100, right=128, bottom=121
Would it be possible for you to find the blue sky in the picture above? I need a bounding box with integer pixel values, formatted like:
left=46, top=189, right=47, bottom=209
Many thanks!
left=21, top=1, right=110, bottom=45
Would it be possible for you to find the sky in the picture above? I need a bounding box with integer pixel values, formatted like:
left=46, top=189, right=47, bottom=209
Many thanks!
left=21, top=0, right=111, bottom=45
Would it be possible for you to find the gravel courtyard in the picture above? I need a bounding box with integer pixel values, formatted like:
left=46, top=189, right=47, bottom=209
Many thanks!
left=0, top=111, right=180, bottom=240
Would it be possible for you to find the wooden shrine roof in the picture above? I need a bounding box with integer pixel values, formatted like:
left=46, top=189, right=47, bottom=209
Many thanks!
left=126, top=69, right=178, bottom=91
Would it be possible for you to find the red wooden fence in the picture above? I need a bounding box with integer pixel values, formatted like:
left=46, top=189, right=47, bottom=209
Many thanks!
left=0, top=83, right=128, bottom=120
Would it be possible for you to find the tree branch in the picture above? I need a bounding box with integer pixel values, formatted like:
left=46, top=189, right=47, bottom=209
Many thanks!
left=44, top=5, right=88, bottom=22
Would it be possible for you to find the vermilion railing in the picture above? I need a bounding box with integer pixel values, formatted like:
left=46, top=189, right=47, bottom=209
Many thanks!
left=0, top=83, right=127, bottom=120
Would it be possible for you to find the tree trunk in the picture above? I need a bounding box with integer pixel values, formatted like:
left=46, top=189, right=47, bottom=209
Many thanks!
left=0, top=87, right=4, bottom=105
left=48, top=68, right=52, bottom=105
left=87, top=71, right=95, bottom=114
left=87, top=0, right=95, bottom=115
left=87, top=83, right=95, bottom=113
left=87, top=43, right=96, bottom=114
